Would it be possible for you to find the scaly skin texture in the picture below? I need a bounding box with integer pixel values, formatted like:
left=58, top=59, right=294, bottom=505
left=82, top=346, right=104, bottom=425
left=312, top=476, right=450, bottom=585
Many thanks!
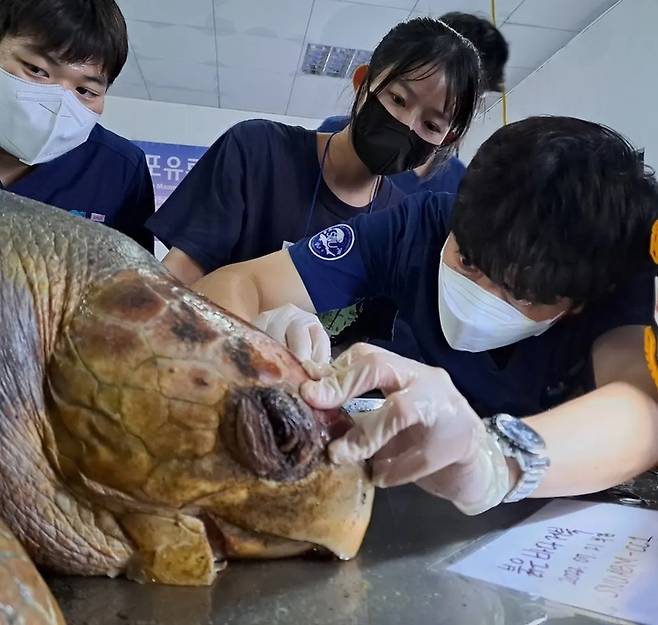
left=0, top=191, right=374, bottom=623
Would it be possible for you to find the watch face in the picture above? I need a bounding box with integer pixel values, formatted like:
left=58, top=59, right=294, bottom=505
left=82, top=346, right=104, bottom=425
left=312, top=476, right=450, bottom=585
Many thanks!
left=495, top=414, right=545, bottom=453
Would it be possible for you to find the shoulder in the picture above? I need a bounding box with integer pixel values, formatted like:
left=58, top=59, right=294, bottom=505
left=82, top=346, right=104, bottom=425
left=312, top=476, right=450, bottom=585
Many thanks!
left=393, top=190, right=454, bottom=235
left=581, top=272, right=653, bottom=339
left=348, top=190, right=454, bottom=261
left=227, top=119, right=313, bottom=147
left=317, top=116, right=350, bottom=132
left=446, top=156, right=466, bottom=173
left=423, top=157, right=466, bottom=193
left=86, top=124, right=146, bottom=170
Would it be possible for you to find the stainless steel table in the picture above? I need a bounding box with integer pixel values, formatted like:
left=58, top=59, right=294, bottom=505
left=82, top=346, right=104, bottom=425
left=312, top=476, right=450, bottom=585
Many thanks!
left=48, top=486, right=633, bottom=625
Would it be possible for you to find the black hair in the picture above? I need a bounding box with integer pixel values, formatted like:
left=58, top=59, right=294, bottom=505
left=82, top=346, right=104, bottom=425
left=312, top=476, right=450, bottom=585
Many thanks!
left=452, top=116, right=658, bottom=307
left=440, top=12, right=508, bottom=92
left=350, top=17, right=482, bottom=166
left=0, top=0, right=128, bottom=84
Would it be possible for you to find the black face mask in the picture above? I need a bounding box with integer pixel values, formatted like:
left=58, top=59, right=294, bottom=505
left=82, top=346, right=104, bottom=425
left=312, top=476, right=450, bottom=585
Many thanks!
left=351, top=93, right=438, bottom=176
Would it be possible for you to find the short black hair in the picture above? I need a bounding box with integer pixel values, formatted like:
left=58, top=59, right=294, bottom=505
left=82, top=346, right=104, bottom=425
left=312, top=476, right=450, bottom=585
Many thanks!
left=452, top=116, right=658, bottom=307
left=440, top=12, right=509, bottom=92
left=350, top=17, right=482, bottom=167
left=0, top=0, right=128, bottom=84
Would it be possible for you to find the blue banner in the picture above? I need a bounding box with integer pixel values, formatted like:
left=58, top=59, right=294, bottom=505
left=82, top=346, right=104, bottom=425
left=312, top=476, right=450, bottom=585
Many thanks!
left=133, top=140, right=207, bottom=209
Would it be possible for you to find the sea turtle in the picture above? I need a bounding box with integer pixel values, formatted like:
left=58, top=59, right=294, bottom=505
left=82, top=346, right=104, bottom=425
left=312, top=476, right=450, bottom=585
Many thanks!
left=0, top=190, right=374, bottom=625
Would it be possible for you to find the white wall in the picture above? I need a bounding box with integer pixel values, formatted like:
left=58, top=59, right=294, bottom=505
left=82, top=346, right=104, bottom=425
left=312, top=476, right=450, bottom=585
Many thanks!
left=461, top=0, right=658, bottom=168
left=102, top=96, right=323, bottom=146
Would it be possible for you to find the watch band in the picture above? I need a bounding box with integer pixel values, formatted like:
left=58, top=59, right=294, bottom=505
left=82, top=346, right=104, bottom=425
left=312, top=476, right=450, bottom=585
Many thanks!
left=483, top=415, right=550, bottom=503
left=497, top=437, right=550, bottom=503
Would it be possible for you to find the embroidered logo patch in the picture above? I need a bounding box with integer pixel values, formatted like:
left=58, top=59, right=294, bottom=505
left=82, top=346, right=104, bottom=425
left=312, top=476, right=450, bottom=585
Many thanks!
left=308, top=224, right=355, bottom=261
left=90, top=212, right=106, bottom=223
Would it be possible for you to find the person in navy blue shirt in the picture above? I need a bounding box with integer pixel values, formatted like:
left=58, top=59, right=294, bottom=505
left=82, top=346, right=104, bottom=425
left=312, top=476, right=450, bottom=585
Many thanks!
left=148, top=17, right=482, bottom=286
left=195, top=117, right=658, bottom=421
left=0, top=0, right=155, bottom=253
left=318, top=12, right=509, bottom=197
left=147, top=17, right=482, bottom=352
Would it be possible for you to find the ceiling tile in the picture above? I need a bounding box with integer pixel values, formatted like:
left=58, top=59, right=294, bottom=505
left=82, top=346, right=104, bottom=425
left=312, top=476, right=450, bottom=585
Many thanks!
left=148, top=86, right=219, bottom=107
left=127, top=22, right=216, bottom=65
left=116, top=0, right=214, bottom=28
left=109, top=81, right=150, bottom=100
left=217, top=33, right=302, bottom=73
left=506, top=0, right=617, bottom=32
left=332, top=0, right=416, bottom=9
left=115, top=50, right=144, bottom=85
left=305, top=0, right=409, bottom=50
left=411, top=0, right=523, bottom=22
left=286, top=73, right=354, bottom=119
left=219, top=68, right=295, bottom=114
left=214, top=0, right=313, bottom=40
left=138, top=59, right=218, bottom=91
left=500, top=23, right=574, bottom=68
left=504, top=65, right=534, bottom=89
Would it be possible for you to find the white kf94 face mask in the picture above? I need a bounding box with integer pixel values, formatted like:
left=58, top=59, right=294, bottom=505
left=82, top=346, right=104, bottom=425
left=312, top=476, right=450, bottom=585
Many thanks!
left=0, top=66, right=100, bottom=165
left=437, top=241, right=563, bottom=352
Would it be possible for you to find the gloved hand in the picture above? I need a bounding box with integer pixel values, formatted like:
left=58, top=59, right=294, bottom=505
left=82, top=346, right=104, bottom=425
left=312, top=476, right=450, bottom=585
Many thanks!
left=254, top=303, right=331, bottom=364
left=302, top=343, right=512, bottom=515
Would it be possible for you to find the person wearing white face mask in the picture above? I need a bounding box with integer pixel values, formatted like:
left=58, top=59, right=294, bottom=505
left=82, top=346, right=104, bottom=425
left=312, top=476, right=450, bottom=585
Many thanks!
left=192, top=116, right=658, bottom=508
left=188, top=117, right=658, bottom=514
left=0, top=0, right=155, bottom=252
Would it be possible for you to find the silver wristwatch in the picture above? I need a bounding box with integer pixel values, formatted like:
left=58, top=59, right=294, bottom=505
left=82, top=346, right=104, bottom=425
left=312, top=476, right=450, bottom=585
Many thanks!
left=483, top=413, right=550, bottom=503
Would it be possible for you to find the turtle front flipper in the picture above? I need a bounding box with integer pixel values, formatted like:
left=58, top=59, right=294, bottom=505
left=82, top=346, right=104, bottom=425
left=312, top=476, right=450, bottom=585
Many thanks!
left=0, top=519, right=66, bottom=625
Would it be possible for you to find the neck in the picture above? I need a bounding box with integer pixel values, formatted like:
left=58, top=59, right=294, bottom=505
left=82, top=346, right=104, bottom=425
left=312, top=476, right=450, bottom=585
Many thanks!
left=0, top=149, right=32, bottom=187
left=318, top=127, right=378, bottom=196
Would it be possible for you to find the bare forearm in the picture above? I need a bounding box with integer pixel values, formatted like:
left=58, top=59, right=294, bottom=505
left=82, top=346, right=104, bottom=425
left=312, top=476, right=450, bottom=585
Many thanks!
left=526, top=382, right=658, bottom=498
left=192, top=251, right=315, bottom=323
left=162, top=247, right=205, bottom=285
left=193, top=266, right=260, bottom=322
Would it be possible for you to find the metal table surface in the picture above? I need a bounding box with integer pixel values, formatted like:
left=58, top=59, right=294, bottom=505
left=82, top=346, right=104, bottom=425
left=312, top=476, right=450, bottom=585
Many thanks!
left=46, top=485, right=636, bottom=625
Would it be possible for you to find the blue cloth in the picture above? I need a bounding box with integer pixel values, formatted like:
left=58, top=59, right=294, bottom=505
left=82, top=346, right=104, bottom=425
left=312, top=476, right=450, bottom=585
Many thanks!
left=3, top=124, right=155, bottom=252
left=147, top=119, right=404, bottom=273
left=289, top=192, right=652, bottom=417
left=317, top=115, right=466, bottom=195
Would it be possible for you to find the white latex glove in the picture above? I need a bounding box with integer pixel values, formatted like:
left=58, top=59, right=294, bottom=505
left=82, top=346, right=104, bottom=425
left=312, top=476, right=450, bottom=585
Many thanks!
left=253, top=303, right=331, bottom=364
left=302, top=343, right=512, bottom=515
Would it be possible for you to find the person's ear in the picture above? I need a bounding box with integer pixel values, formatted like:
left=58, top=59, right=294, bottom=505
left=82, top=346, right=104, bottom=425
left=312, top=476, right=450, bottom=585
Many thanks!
left=351, top=64, right=369, bottom=93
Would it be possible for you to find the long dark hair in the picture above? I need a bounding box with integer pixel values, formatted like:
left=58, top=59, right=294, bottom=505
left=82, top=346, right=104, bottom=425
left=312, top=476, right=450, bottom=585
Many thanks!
left=350, top=17, right=482, bottom=167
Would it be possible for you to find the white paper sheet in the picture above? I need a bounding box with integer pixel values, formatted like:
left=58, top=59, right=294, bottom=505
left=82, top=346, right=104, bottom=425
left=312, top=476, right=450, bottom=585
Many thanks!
left=449, top=500, right=658, bottom=624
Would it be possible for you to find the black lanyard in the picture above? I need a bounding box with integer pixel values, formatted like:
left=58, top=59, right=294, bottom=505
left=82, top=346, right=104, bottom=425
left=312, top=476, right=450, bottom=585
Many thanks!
left=304, top=132, right=380, bottom=237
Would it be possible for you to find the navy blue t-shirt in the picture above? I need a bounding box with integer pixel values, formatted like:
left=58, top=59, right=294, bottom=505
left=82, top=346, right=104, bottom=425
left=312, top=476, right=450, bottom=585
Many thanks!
left=317, top=115, right=466, bottom=195
left=147, top=119, right=404, bottom=273
left=289, top=192, right=652, bottom=417
left=2, top=124, right=155, bottom=252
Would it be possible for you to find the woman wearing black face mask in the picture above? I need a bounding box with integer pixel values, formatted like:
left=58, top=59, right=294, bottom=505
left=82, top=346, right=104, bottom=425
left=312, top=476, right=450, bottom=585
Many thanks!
left=146, top=17, right=480, bottom=350
left=148, top=18, right=481, bottom=285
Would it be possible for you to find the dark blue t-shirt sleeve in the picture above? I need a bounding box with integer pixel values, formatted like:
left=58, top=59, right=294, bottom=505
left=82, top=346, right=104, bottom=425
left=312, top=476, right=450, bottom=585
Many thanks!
left=146, top=126, right=247, bottom=272
left=316, top=116, right=350, bottom=133
left=115, top=153, right=155, bottom=253
left=563, top=271, right=651, bottom=392
left=585, top=273, right=653, bottom=343
left=288, top=193, right=433, bottom=313
left=425, top=158, right=466, bottom=195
